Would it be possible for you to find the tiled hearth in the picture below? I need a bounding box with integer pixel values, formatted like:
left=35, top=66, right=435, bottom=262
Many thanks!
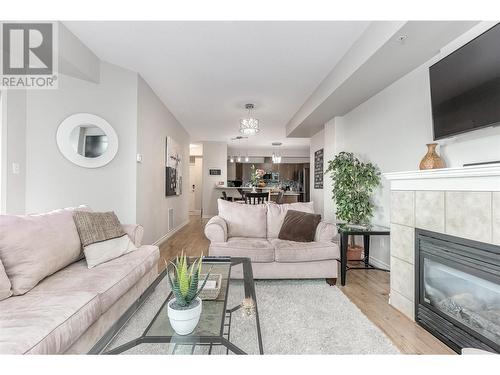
left=385, top=165, right=500, bottom=320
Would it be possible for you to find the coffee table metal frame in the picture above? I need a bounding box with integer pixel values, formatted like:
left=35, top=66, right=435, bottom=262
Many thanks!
left=91, top=257, right=263, bottom=355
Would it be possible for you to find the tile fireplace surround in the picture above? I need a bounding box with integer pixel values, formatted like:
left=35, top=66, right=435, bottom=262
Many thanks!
left=384, top=164, right=500, bottom=320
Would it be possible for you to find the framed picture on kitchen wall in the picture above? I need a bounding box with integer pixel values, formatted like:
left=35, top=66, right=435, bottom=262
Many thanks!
left=165, top=136, right=182, bottom=196
left=314, top=148, right=324, bottom=189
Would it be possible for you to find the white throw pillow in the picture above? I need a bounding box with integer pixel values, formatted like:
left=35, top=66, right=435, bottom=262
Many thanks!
left=266, top=201, right=315, bottom=238
left=84, top=234, right=137, bottom=269
left=217, top=199, right=267, bottom=238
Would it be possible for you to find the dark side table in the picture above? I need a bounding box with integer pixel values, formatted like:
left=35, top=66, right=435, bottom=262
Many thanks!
left=336, top=223, right=390, bottom=286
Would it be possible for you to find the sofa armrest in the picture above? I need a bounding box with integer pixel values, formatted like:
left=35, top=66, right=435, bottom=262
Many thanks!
left=204, top=216, right=228, bottom=243
left=315, top=221, right=338, bottom=242
left=122, top=224, right=144, bottom=247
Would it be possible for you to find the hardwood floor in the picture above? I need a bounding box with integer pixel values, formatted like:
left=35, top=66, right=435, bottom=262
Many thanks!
left=159, top=215, right=454, bottom=355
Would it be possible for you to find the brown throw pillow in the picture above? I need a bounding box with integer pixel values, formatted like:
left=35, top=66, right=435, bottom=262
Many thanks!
left=73, top=211, right=125, bottom=247
left=278, top=210, right=321, bottom=242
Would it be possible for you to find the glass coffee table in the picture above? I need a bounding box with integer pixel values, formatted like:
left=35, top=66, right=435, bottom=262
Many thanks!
left=91, top=257, right=263, bottom=355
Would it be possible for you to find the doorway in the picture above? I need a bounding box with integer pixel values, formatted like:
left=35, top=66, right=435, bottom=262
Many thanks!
left=188, top=144, right=203, bottom=216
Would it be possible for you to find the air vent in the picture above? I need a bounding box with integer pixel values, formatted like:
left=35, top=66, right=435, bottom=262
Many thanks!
left=168, top=208, right=174, bottom=231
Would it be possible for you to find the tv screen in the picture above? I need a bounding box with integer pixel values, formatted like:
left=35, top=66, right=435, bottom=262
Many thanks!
left=430, top=23, right=500, bottom=140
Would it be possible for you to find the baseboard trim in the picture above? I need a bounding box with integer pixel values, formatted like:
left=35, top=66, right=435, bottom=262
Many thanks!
left=369, top=257, right=390, bottom=271
left=202, top=214, right=214, bottom=219
left=153, top=219, right=190, bottom=247
left=189, top=210, right=201, bottom=215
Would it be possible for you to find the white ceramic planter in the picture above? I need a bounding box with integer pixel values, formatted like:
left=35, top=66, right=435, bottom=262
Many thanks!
left=167, top=297, right=202, bottom=335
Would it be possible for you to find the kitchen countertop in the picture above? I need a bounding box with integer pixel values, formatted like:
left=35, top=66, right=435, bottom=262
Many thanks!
left=215, top=186, right=303, bottom=196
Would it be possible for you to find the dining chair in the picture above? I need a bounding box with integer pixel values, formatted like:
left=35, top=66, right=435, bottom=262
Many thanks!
left=221, top=191, right=233, bottom=201
left=275, top=190, right=285, bottom=204
left=244, top=192, right=269, bottom=205
left=234, top=189, right=245, bottom=203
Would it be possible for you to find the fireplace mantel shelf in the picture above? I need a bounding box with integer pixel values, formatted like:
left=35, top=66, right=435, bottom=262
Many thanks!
left=383, top=164, right=500, bottom=191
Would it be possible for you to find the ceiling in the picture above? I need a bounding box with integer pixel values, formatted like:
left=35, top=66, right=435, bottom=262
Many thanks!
left=64, top=21, right=370, bottom=152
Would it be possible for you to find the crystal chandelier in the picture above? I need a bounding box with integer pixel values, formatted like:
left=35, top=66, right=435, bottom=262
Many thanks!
left=272, top=142, right=282, bottom=164
left=239, top=104, right=260, bottom=135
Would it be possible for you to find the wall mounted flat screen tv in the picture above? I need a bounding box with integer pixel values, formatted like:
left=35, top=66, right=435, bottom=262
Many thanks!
left=430, top=23, right=500, bottom=140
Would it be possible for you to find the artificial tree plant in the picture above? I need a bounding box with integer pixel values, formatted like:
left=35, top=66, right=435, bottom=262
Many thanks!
left=325, top=151, right=381, bottom=227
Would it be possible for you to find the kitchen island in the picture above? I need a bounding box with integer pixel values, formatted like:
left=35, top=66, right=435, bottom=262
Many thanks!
left=215, top=186, right=303, bottom=203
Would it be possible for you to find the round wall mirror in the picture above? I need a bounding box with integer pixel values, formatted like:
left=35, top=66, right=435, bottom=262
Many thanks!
left=56, top=113, right=118, bottom=168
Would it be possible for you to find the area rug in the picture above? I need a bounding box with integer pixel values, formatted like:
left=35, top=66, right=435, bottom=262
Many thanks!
left=106, top=279, right=400, bottom=354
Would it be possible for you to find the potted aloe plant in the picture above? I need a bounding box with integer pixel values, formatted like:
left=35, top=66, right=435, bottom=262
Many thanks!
left=167, top=253, right=210, bottom=335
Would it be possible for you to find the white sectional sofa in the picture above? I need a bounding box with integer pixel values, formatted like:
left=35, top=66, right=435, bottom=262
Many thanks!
left=205, top=200, right=340, bottom=280
left=0, top=207, right=159, bottom=354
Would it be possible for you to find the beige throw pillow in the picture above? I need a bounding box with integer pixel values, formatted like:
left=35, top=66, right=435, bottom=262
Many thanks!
left=217, top=199, right=267, bottom=238
left=73, top=211, right=137, bottom=268
left=0, top=207, right=87, bottom=295
left=73, top=211, right=125, bottom=247
left=0, top=259, right=12, bottom=301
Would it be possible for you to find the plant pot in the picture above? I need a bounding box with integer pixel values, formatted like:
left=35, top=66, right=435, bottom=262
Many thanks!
left=167, top=297, right=202, bottom=335
left=347, top=244, right=364, bottom=261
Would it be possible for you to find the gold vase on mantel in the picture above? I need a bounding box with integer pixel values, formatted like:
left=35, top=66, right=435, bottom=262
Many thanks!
left=419, top=143, right=445, bottom=170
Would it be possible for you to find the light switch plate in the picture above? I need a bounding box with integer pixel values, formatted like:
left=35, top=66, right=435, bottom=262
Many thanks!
left=136, top=154, right=143, bottom=163
left=12, top=162, right=20, bottom=174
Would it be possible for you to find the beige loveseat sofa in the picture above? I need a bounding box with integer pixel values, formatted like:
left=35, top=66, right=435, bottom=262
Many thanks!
left=0, top=207, right=159, bottom=354
left=205, top=200, right=339, bottom=280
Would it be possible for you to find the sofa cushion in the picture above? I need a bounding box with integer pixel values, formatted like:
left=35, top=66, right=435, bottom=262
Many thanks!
left=266, top=201, right=315, bottom=239
left=315, top=221, right=338, bottom=242
left=32, top=245, right=159, bottom=312
left=209, top=237, right=274, bottom=263
left=278, top=210, right=322, bottom=242
left=218, top=199, right=267, bottom=238
left=0, top=206, right=90, bottom=295
left=0, top=259, right=12, bottom=301
left=0, top=290, right=100, bottom=354
left=271, top=239, right=340, bottom=263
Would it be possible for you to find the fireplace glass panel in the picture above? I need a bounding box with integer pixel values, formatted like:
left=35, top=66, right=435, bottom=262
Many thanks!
left=423, top=258, right=500, bottom=345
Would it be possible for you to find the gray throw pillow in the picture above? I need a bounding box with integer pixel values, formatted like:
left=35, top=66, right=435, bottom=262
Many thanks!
left=73, top=211, right=125, bottom=247
left=278, top=210, right=321, bottom=242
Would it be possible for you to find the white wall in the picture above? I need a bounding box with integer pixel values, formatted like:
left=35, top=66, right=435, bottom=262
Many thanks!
left=202, top=141, right=227, bottom=217
left=136, top=76, right=190, bottom=244
left=322, top=119, right=336, bottom=224
left=309, top=129, right=324, bottom=216
left=2, top=25, right=192, bottom=247
left=1, top=90, right=27, bottom=215
left=25, top=62, right=138, bottom=223
left=327, top=21, right=500, bottom=268
left=227, top=160, right=236, bottom=180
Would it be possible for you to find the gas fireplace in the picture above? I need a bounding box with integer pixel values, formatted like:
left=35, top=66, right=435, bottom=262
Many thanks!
left=415, top=229, right=500, bottom=354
